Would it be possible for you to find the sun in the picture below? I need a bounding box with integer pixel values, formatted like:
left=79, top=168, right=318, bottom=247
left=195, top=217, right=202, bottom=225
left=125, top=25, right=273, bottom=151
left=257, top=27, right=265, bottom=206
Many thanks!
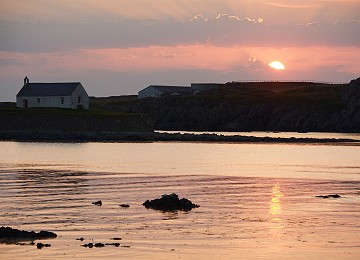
left=269, top=61, right=285, bottom=70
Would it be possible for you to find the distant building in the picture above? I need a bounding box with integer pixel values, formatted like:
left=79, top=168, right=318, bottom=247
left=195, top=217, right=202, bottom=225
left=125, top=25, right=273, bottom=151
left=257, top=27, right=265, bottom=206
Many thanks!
left=191, top=83, right=223, bottom=95
left=138, top=85, right=192, bottom=99
left=16, top=77, right=89, bottom=109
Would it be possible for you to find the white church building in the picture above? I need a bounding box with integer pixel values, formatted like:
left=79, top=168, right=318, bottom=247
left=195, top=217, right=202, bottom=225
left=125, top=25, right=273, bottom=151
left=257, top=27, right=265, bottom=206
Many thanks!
left=16, top=77, right=89, bottom=109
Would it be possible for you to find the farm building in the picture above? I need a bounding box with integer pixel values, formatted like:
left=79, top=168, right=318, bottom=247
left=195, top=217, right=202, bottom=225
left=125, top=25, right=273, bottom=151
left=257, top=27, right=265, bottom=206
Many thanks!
left=16, top=77, right=89, bottom=109
left=138, top=85, right=192, bottom=99
left=191, top=83, right=224, bottom=95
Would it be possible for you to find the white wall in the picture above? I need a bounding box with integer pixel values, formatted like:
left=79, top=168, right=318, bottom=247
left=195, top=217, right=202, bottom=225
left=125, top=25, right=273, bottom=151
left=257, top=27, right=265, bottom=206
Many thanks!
left=70, top=84, right=89, bottom=109
left=16, top=96, right=72, bottom=109
left=16, top=83, right=90, bottom=109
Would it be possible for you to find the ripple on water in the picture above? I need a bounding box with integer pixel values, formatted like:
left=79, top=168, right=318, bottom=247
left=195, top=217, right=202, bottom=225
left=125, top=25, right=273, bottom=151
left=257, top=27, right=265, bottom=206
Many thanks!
left=0, top=167, right=359, bottom=259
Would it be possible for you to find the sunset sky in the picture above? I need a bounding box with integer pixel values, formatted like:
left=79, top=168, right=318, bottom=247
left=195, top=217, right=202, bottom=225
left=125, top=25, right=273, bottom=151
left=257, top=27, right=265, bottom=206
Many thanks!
left=1, top=0, right=359, bottom=101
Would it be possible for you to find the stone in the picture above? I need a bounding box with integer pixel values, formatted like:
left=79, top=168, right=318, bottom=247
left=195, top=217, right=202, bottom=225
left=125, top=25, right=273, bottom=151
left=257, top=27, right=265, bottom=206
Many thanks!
left=105, top=243, right=120, bottom=247
left=92, top=200, right=102, bottom=206
left=36, top=242, right=51, bottom=249
left=143, top=193, right=200, bottom=211
left=0, top=227, right=57, bottom=243
left=316, top=194, right=341, bottom=199
left=82, top=243, right=94, bottom=248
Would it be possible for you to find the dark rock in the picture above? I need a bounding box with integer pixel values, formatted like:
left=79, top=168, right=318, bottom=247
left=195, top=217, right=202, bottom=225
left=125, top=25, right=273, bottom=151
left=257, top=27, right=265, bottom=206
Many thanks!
left=82, top=243, right=94, bottom=248
left=105, top=243, right=120, bottom=247
left=82, top=242, right=119, bottom=248
left=143, top=193, right=200, bottom=211
left=76, top=237, right=85, bottom=241
left=316, top=194, right=341, bottom=199
left=0, top=227, right=57, bottom=243
left=16, top=242, right=32, bottom=246
left=92, top=200, right=102, bottom=206
left=111, top=237, right=122, bottom=240
left=119, top=204, right=130, bottom=208
left=36, top=242, right=51, bottom=249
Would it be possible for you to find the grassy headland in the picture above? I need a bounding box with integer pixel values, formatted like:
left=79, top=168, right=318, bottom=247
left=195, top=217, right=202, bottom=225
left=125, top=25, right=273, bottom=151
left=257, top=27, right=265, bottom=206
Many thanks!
left=91, top=80, right=360, bottom=133
left=1, top=78, right=359, bottom=140
left=0, top=105, right=154, bottom=141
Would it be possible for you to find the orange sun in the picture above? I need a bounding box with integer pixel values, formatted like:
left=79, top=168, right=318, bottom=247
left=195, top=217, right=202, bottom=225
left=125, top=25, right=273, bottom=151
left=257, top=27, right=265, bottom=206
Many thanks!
left=269, top=61, right=285, bottom=70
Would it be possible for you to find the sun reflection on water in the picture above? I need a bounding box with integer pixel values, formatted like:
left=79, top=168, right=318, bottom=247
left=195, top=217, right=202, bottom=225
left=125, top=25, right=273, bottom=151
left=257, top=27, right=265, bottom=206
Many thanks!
left=269, top=184, right=284, bottom=222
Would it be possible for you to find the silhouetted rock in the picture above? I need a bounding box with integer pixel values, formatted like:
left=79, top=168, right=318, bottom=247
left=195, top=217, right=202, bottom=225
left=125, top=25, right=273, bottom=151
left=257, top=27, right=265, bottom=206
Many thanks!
left=76, top=237, right=85, bottom=241
left=92, top=200, right=102, bottom=206
left=0, top=227, right=57, bottom=243
left=316, top=194, right=341, bottom=199
left=106, top=243, right=120, bottom=247
left=82, top=242, right=119, bottom=248
left=82, top=243, right=94, bottom=248
left=36, top=242, right=51, bottom=249
left=143, top=193, right=200, bottom=211
left=119, top=204, right=130, bottom=208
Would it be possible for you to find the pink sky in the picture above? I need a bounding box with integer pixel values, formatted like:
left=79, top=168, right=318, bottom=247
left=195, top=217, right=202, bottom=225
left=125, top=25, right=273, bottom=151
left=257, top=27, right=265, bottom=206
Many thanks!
left=0, top=0, right=359, bottom=100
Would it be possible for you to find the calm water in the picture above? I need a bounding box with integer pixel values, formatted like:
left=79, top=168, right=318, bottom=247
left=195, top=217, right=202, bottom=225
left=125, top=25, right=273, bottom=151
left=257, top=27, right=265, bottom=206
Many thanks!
left=158, top=130, right=360, bottom=141
left=0, top=140, right=359, bottom=259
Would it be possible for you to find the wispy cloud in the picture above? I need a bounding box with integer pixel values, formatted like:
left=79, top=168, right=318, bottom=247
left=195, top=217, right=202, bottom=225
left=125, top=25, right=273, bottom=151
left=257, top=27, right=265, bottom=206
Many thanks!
left=1, top=17, right=359, bottom=53
left=0, top=0, right=359, bottom=101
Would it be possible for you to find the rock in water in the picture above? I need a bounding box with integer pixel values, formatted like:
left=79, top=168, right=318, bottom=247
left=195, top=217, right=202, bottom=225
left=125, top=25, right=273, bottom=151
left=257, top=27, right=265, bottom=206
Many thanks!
left=316, top=194, right=341, bottom=199
left=92, top=200, right=102, bottom=206
left=36, top=242, right=51, bottom=249
left=143, top=193, right=200, bottom=211
left=0, top=227, right=57, bottom=243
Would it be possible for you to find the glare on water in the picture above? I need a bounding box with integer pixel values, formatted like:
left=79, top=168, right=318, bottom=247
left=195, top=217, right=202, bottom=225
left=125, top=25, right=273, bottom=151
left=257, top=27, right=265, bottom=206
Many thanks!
left=0, top=140, right=359, bottom=259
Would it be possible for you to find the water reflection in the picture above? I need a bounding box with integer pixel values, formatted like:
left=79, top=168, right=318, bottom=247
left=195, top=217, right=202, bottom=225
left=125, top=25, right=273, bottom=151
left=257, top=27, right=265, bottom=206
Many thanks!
left=269, top=184, right=284, bottom=222
left=161, top=211, right=179, bottom=220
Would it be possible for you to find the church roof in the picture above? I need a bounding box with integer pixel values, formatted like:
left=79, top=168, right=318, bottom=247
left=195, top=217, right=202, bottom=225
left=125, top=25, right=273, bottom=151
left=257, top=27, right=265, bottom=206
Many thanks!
left=16, top=82, right=82, bottom=97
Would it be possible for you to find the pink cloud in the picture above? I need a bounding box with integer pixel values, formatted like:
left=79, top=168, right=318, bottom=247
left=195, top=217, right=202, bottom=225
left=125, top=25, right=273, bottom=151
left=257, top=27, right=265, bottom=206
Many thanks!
left=1, top=45, right=359, bottom=79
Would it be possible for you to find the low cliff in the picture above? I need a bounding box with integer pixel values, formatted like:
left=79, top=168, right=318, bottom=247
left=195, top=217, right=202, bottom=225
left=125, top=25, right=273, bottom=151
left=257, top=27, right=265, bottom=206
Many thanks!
left=0, top=108, right=153, bottom=140
left=99, top=79, right=360, bottom=133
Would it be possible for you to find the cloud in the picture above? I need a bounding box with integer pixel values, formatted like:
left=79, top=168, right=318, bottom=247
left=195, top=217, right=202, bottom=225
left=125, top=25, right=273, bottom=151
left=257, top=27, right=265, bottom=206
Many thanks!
left=2, top=0, right=359, bottom=24
left=0, top=16, right=359, bottom=53
left=1, top=1, right=359, bottom=101
left=243, top=56, right=267, bottom=71
left=0, top=57, right=21, bottom=67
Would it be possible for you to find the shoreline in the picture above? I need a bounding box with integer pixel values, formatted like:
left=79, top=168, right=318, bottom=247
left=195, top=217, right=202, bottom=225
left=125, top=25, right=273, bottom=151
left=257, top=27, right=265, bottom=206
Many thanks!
left=0, top=130, right=359, bottom=144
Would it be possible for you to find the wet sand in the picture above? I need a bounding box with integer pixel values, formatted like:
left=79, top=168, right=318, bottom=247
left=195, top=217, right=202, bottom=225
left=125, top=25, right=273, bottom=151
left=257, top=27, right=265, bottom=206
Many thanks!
left=1, top=169, right=359, bottom=259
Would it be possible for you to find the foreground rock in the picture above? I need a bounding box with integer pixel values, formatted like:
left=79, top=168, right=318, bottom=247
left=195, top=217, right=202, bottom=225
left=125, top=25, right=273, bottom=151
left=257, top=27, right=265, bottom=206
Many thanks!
left=316, top=194, right=341, bottom=199
left=82, top=242, right=120, bottom=248
left=36, top=242, right=51, bottom=249
left=143, top=193, right=200, bottom=211
left=0, top=227, right=57, bottom=243
left=92, top=200, right=102, bottom=206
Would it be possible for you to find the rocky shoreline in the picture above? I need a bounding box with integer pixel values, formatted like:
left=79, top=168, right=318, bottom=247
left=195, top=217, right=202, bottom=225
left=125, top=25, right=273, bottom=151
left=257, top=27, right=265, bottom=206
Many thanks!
left=0, top=227, right=57, bottom=244
left=0, top=130, right=358, bottom=144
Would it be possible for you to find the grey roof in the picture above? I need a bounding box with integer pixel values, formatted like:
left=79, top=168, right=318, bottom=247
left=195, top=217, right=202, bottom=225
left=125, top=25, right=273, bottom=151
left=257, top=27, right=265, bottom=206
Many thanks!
left=149, top=85, right=191, bottom=95
left=17, top=82, right=82, bottom=97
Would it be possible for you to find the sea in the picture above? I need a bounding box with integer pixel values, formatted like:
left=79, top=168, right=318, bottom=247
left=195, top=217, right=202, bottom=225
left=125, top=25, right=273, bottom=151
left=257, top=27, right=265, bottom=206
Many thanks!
left=0, top=132, right=359, bottom=259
